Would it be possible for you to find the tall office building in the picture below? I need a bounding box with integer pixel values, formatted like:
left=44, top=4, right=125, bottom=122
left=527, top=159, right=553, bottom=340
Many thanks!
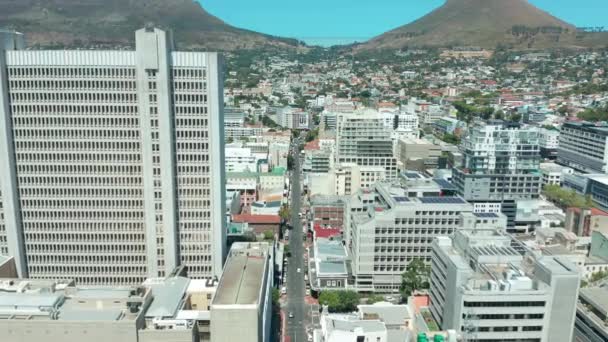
left=452, top=121, right=541, bottom=231
left=430, top=230, right=580, bottom=342
left=0, top=27, right=226, bottom=285
left=335, top=109, right=398, bottom=179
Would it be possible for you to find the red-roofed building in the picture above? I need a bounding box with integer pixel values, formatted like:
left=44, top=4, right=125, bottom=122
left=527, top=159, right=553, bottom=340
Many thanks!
left=565, top=207, right=608, bottom=237
left=232, top=214, right=281, bottom=235
left=304, top=139, right=320, bottom=151
left=313, top=224, right=341, bottom=239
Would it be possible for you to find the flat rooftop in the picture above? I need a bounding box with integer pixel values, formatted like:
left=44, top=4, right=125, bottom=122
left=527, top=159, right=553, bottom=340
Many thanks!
left=0, top=279, right=146, bottom=322
left=213, top=243, right=269, bottom=306
left=579, top=287, right=608, bottom=316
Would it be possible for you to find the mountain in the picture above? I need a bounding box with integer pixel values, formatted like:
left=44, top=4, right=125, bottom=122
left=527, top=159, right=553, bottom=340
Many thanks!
left=0, top=0, right=298, bottom=50
left=361, top=0, right=606, bottom=50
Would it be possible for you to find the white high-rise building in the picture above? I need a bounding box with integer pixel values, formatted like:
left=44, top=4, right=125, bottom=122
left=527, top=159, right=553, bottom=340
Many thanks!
left=335, top=109, right=398, bottom=179
left=0, top=27, right=226, bottom=285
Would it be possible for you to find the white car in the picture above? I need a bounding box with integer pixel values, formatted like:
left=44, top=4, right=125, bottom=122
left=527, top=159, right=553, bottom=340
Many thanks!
left=281, top=286, right=287, bottom=295
left=297, top=268, right=301, bottom=273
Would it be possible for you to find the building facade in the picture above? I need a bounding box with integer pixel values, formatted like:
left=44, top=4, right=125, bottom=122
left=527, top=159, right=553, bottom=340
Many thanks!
left=558, top=121, right=608, bottom=174
left=430, top=230, right=580, bottom=342
left=0, top=28, right=226, bottom=284
left=344, top=182, right=505, bottom=292
left=452, top=122, right=541, bottom=232
left=335, top=110, right=398, bottom=179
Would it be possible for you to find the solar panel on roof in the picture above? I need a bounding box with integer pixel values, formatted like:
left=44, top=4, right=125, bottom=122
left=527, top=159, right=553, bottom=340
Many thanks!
left=419, top=197, right=466, bottom=204
left=474, top=212, right=499, bottom=218
left=434, top=179, right=457, bottom=190
left=393, top=196, right=410, bottom=203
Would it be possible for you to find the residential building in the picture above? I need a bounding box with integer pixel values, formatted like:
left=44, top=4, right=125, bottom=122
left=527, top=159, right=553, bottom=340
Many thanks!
left=430, top=230, right=580, bottom=342
left=538, top=128, right=559, bottom=159
left=539, top=162, right=573, bottom=186
left=335, top=109, right=398, bottom=179
left=225, top=126, right=266, bottom=140
left=558, top=121, right=608, bottom=174
left=211, top=242, right=273, bottom=342
left=344, top=182, right=508, bottom=292
left=452, top=121, right=541, bottom=231
left=226, top=172, right=258, bottom=210
left=574, top=285, right=608, bottom=342
left=0, top=27, right=226, bottom=284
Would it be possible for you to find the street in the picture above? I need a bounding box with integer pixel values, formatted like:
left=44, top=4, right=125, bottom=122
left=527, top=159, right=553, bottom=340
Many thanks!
left=286, top=139, right=306, bottom=342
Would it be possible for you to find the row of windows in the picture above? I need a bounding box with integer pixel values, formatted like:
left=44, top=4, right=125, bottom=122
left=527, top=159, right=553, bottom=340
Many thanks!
left=16, top=152, right=142, bottom=164
left=28, top=254, right=146, bottom=264
left=8, top=67, right=136, bottom=78
left=173, top=68, right=206, bottom=78
left=174, top=81, right=206, bottom=91
left=14, top=128, right=141, bottom=140
left=21, top=210, right=144, bottom=220
left=23, top=221, right=144, bottom=232
left=17, top=164, right=142, bottom=174
left=21, top=199, right=144, bottom=209
left=18, top=176, right=142, bottom=186
left=14, top=141, right=141, bottom=152
left=12, top=116, right=140, bottom=127
left=12, top=103, right=138, bottom=115
left=11, top=91, right=137, bottom=103
left=464, top=301, right=545, bottom=307
left=464, top=313, right=544, bottom=320
left=9, top=80, right=137, bottom=90
left=20, top=187, right=143, bottom=198
left=174, top=93, right=207, bottom=103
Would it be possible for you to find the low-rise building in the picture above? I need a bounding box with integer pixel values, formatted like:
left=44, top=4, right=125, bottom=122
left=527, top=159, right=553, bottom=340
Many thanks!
left=539, top=162, right=573, bottom=186
left=309, top=238, right=350, bottom=291
left=397, top=137, right=442, bottom=171
left=565, top=207, right=608, bottom=237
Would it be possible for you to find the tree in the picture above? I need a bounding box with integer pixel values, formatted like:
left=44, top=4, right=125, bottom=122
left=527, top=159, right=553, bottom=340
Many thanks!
left=481, top=107, right=494, bottom=120
left=272, top=288, right=280, bottom=306
left=263, top=230, right=275, bottom=241
left=509, top=113, right=522, bottom=123
left=542, top=184, right=594, bottom=209
left=366, top=294, right=385, bottom=305
left=279, top=204, right=291, bottom=221
left=400, top=259, right=430, bottom=298
left=441, top=133, right=461, bottom=145
left=494, top=110, right=505, bottom=120
left=319, top=290, right=360, bottom=313
left=287, top=155, right=295, bottom=170
left=226, top=137, right=234, bottom=144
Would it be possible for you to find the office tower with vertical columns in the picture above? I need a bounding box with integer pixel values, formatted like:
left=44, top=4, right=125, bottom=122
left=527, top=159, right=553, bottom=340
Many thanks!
left=0, top=27, right=226, bottom=285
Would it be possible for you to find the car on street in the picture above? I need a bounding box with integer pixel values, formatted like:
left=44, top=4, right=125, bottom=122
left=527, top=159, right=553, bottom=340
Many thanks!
left=288, top=312, right=294, bottom=319
left=297, top=268, right=301, bottom=273
left=281, top=286, right=287, bottom=295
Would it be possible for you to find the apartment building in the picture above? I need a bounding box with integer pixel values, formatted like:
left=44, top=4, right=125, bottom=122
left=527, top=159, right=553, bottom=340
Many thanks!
left=452, top=121, right=541, bottom=231
left=0, top=27, right=226, bottom=284
left=430, top=230, right=580, bottom=342
left=558, top=121, right=608, bottom=174
left=335, top=109, right=398, bottom=179
left=344, top=182, right=505, bottom=292
left=277, top=106, right=310, bottom=130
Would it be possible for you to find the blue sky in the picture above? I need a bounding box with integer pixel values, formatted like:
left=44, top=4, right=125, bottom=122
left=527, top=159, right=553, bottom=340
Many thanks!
left=200, top=0, right=608, bottom=46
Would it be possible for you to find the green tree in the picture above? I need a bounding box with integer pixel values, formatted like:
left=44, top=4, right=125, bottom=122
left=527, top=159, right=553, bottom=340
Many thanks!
left=400, top=259, right=430, bottom=298
left=509, top=113, right=522, bottom=123
left=441, top=133, right=461, bottom=145
left=279, top=204, right=291, bottom=221
left=494, top=110, right=505, bottom=120
left=366, top=294, right=385, bottom=305
left=542, top=184, right=594, bottom=209
left=319, top=291, right=360, bottom=313
left=263, top=230, right=275, bottom=241
left=287, top=155, right=295, bottom=171
left=272, top=288, right=280, bottom=306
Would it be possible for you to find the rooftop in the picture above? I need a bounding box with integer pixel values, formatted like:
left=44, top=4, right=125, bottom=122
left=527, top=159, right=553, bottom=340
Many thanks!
left=213, top=242, right=269, bottom=306
left=144, top=276, right=189, bottom=318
